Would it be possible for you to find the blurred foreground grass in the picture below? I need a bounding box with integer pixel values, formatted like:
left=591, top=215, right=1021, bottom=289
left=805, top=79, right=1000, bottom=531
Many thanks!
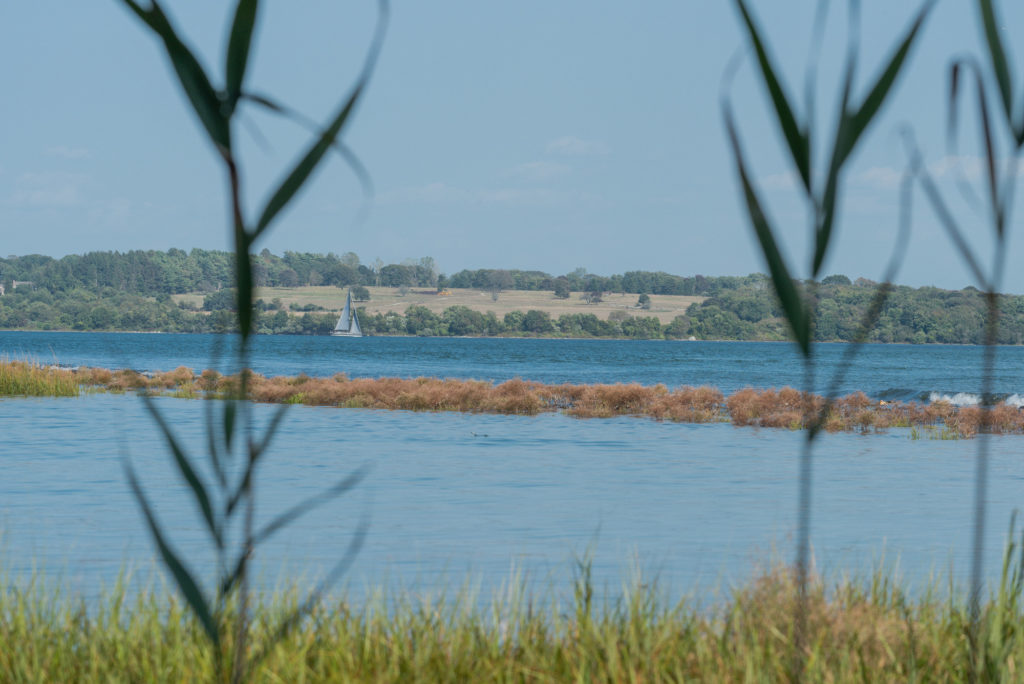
left=3, top=553, right=1024, bottom=682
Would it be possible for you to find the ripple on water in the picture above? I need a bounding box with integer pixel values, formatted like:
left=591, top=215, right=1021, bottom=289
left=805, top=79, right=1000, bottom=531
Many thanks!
left=1, top=392, right=1022, bottom=602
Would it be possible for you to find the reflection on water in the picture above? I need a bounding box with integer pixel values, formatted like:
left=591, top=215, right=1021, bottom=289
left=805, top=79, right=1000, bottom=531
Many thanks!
left=2, top=393, right=1022, bottom=601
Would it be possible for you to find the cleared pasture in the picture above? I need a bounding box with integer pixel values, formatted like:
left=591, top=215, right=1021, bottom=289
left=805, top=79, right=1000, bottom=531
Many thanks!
left=174, top=286, right=706, bottom=324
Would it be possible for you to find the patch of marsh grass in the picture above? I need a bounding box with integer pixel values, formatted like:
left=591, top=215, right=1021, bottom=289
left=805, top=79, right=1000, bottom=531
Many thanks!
left=0, top=360, right=78, bottom=398
left=13, top=361, right=1024, bottom=438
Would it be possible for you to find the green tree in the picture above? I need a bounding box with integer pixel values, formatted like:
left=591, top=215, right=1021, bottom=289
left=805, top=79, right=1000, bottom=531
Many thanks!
left=664, top=315, right=691, bottom=339
left=522, top=309, right=554, bottom=333
left=404, top=305, right=439, bottom=335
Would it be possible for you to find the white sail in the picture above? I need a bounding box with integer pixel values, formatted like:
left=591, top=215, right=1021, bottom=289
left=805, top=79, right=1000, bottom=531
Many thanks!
left=350, top=306, right=361, bottom=336
left=332, top=290, right=362, bottom=337
left=334, top=292, right=352, bottom=332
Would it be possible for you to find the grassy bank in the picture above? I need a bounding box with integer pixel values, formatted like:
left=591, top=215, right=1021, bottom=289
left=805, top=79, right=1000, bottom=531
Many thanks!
left=3, top=556, right=1024, bottom=681
left=5, top=358, right=1014, bottom=438
left=47, top=364, right=1020, bottom=438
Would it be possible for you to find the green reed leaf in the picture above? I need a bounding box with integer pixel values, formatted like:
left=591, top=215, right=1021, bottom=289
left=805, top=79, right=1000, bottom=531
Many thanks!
left=242, top=92, right=376, bottom=202
left=225, top=0, right=259, bottom=111
left=118, top=0, right=231, bottom=152
left=733, top=0, right=810, bottom=193
left=223, top=399, right=236, bottom=451
left=912, top=145, right=988, bottom=288
left=944, top=61, right=988, bottom=213
left=975, top=74, right=1003, bottom=236
left=977, top=0, right=1016, bottom=136
left=252, top=466, right=368, bottom=546
left=253, top=403, right=290, bottom=459
left=252, top=0, right=387, bottom=239
left=724, top=108, right=809, bottom=356
left=225, top=404, right=289, bottom=518
left=246, top=514, right=368, bottom=674
left=816, top=164, right=914, bottom=438
left=204, top=395, right=226, bottom=488
left=949, top=61, right=963, bottom=147
left=813, top=56, right=855, bottom=278
left=124, top=461, right=219, bottom=647
left=220, top=553, right=245, bottom=600
left=252, top=86, right=364, bottom=239
left=234, top=245, right=253, bottom=340
left=142, top=394, right=219, bottom=548
left=806, top=1, right=929, bottom=278
left=846, top=1, right=932, bottom=159
left=814, top=1, right=929, bottom=277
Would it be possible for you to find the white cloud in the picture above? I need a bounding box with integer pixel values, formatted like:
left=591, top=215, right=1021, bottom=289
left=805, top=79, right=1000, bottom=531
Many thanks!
left=88, top=197, right=132, bottom=226
left=927, top=155, right=984, bottom=180
left=379, top=182, right=598, bottom=207
left=45, top=146, right=90, bottom=160
left=378, top=182, right=473, bottom=204
left=478, top=188, right=560, bottom=204
left=857, top=166, right=904, bottom=190
left=853, top=156, right=1024, bottom=191
left=508, top=160, right=570, bottom=181
left=11, top=171, right=88, bottom=207
left=545, top=136, right=610, bottom=156
left=758, top=170, right=798, bottom=191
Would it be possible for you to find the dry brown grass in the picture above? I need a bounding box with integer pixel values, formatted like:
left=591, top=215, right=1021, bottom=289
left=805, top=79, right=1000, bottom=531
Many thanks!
left=726, top=386, right=811, bottom=429
left=59, top=365, right=1024, bottom=437
left=648, top=385, right=725, bottom=423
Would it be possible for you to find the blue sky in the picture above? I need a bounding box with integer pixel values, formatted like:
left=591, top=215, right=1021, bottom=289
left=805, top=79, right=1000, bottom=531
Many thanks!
left=2, top=1, right=1024, bottom=291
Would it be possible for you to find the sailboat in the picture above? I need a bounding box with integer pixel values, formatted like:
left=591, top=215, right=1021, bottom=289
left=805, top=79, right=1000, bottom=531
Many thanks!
left=331, top=290, right=362, bottom=337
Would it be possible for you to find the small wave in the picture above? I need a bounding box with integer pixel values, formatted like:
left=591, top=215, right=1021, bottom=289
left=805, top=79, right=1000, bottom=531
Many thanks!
left=928, top=392, right=981, bottom=407
left=926, top=391, right=1024, bottom=407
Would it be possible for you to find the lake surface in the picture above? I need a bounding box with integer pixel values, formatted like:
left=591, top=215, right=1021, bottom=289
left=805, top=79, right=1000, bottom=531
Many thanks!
left=2, top=332, right=1023, bottom=602
left=5, top=330, right=1024, bottom=402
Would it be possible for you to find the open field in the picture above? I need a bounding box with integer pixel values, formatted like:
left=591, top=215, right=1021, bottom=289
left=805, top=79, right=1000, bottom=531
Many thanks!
left=173, top=286, right=706, bottom=325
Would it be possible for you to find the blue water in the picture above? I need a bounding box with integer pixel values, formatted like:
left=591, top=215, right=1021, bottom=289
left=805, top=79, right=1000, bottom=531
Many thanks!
left=4, top=330, right=1024, bottom=400
left=2, top=332, right=1023, bottom=602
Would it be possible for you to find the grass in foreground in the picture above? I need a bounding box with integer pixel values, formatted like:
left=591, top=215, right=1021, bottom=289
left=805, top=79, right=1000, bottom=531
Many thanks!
left=3, top=555, right=1024, bottom=682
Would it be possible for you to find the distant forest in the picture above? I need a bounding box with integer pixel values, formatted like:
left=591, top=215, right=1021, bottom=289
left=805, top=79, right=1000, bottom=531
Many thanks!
left=0, top=248, right=750, bottom=297
left=1, top=248, right=1023, bottom=343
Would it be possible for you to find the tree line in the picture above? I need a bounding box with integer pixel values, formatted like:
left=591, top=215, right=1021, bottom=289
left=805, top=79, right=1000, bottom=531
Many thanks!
left=0, top=249, right=765, bottom=297
left=4, top=249, right=1024, bottom=343
left=0, top=249, right=439, bottom=294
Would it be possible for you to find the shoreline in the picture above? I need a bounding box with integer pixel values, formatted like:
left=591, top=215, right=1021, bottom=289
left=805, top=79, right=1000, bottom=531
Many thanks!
left=0, top=328, right=1017, bottom=347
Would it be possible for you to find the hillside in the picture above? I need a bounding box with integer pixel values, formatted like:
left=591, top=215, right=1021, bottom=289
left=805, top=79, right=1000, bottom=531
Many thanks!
left=173, top=287, right=705, bottom=326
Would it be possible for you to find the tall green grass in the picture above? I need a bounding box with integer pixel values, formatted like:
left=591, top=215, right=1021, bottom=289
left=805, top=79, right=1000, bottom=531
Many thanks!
left=4, top=549, right=1024, bottom=682
left=0, top=360, right=78, bottom=398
